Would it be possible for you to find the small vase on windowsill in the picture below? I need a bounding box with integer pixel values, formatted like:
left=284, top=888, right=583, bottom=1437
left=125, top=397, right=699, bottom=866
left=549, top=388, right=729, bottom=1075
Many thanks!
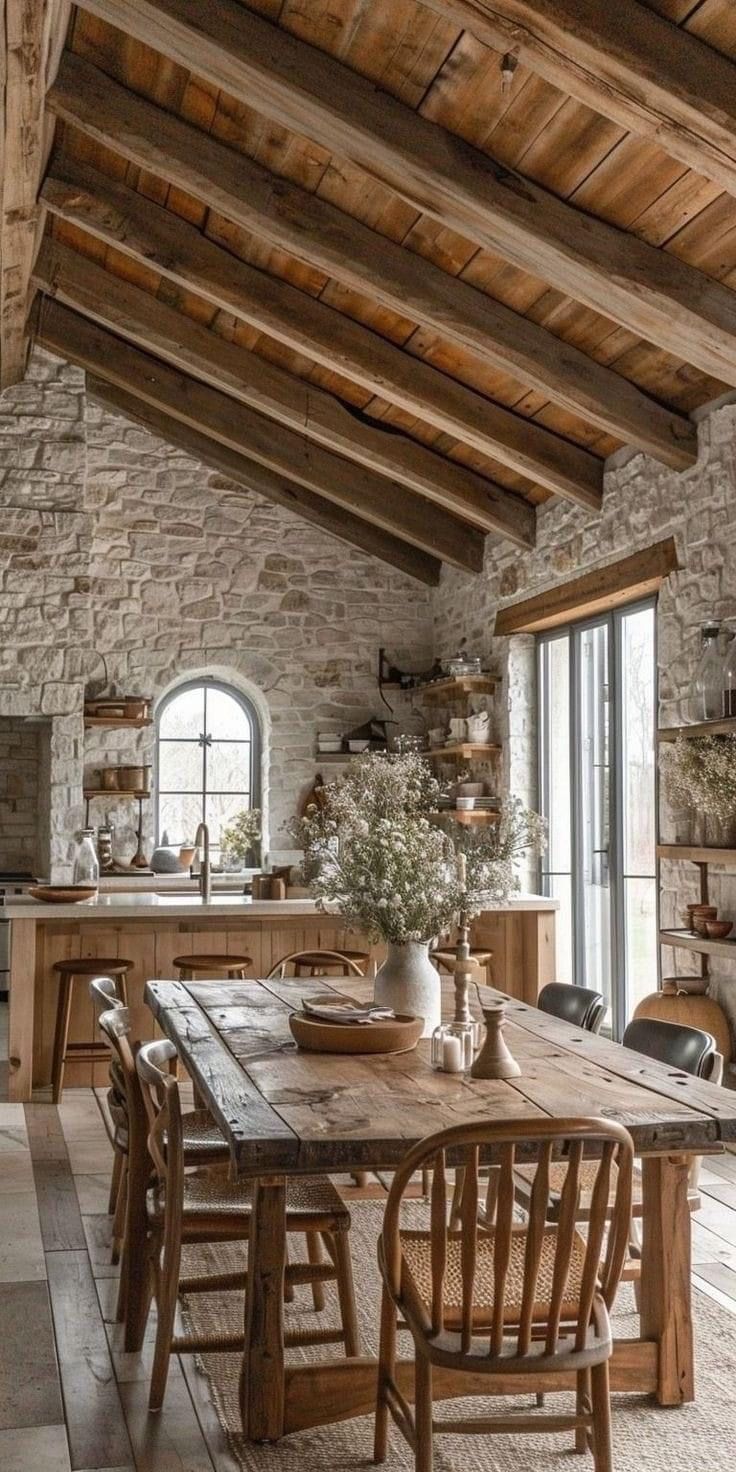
left=373, top=940, right=441, bottom=1037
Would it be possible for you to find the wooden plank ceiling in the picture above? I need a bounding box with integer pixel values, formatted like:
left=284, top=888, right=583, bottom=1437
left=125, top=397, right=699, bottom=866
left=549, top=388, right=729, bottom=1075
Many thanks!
left=4, top=0, right=736, bottom=580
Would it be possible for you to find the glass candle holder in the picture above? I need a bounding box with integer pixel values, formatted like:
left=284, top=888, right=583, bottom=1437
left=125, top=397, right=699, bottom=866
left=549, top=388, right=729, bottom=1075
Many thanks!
left=431, top=1020, right=475, bottom=1073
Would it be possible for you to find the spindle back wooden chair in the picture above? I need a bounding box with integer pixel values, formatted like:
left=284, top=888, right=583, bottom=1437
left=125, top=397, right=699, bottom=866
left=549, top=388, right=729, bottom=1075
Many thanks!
left=89, top=976, right=129, bottom=1237
left=136, top=1038, right=360, bottom=1412
left=266, top=947, right=367, bottom=979
left=375, top=1116, right=633, bottom=1472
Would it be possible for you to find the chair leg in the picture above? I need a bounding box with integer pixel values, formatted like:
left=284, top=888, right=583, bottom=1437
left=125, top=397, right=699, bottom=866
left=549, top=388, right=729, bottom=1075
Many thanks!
left=110, top=1157, right=128, bottom=1265
left=108, top=1145, right=124, bottom=1216
left=330, top=1229, right=360, bottom=1357
left=118, top=969, right=130, bottom=1008
left=374, top=1285, right=396, bottom=1464
left=51, top=973, right=73, bottom=1104
left=575, top=1367, right=591, bottom=1454
left=414, top=1351, right=433, bottom=1472
left=305, top=1231, right=326, bottom=1312
left=148, top=1214, right=182, bottom=1412
left=590, top=1360, right=613, bottom=1472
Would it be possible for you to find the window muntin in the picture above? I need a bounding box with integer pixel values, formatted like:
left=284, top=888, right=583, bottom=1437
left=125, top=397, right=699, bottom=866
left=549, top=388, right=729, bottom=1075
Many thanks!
left=155, top=680, right=260, bottom=856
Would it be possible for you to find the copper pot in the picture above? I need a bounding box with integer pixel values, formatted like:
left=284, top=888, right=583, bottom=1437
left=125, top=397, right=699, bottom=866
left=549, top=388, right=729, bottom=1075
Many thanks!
left=97, top=766, right=119, bottom=791
left=118, top=765, right=150, bottom=793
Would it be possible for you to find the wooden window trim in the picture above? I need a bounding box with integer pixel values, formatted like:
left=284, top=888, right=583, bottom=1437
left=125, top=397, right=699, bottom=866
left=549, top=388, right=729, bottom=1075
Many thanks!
left=493, top=538, right=680, bottom=636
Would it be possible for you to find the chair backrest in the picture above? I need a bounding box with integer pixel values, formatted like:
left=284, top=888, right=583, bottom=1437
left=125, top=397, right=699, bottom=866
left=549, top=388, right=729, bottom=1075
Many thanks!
left=382, top=1117, right=633, bottom=1364
left=622, top=1016, right=718, bottom=1080
left=89, top=974, right=124, bottom=1019
left=136, top=1039, right=184, bottom=1202
left=538, top=982, right=606, bottom=1034
left=266, top=948, right=365, bottom=979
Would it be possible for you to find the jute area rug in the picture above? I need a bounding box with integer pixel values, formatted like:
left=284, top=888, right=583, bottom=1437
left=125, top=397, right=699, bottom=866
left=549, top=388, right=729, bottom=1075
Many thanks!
left=181, top=1200, right=736, bottom=1471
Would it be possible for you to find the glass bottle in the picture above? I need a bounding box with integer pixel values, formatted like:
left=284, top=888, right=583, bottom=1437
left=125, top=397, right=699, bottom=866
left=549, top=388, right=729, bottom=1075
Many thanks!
left=72, top=829, right=100, bottom=888
left=723, top=624, right=736, bottom=718
left=690, top=623, right=722, bottom=723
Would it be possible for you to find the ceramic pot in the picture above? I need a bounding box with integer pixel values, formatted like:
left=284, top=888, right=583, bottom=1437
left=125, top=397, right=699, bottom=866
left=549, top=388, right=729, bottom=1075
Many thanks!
left=448, top=718, right=467, bottom=743
left=374, top=941, right=441, bottom=1037
left=466, top=711, right=491, bottom=744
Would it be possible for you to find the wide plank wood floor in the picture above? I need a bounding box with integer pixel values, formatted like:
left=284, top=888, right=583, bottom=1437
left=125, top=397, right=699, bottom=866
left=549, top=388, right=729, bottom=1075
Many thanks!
left=1, top=1001, right=736, bottom=1470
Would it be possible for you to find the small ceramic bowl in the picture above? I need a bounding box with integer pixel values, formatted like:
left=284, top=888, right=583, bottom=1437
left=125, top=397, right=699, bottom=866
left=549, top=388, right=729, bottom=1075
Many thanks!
left=705, top=919, right=733, bottom=940
left=456, top=796, right=476, bottom=811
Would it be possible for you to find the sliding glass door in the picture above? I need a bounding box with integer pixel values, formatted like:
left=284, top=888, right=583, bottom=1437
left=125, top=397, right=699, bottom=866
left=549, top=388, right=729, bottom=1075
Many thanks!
left=538, top=600, right=657, bottom=1035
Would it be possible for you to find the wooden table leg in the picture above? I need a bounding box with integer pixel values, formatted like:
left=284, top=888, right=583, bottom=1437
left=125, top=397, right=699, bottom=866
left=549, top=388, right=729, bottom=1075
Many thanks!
left=8, top=919, right=36, bottom=1101
left=640, top=1154, right=694, bottom=1406
left=241, top=1175, right=286, bottom=1441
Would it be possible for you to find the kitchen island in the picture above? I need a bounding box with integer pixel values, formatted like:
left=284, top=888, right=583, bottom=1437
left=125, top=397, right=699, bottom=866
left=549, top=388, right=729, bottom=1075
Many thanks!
left=4, top=891, right=558, bottom=1100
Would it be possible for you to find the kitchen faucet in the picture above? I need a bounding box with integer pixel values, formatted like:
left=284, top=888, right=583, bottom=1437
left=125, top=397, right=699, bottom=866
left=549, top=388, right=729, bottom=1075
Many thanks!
left=194, top=821, right=212, bottom=902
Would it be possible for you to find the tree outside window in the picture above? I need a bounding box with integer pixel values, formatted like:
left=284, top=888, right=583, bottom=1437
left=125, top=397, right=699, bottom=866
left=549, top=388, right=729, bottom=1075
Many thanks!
left=155, top=680, right=261, bottom=860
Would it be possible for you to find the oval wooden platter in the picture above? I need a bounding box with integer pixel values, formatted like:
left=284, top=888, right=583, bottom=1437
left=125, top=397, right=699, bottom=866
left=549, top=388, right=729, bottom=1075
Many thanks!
left=28, top=885, right=98, bottom=904
left=288, top=1010, right=423, bottom=1055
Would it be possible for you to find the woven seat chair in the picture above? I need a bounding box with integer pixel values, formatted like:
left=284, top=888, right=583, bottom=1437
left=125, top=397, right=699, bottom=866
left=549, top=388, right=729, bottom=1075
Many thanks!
left=537, top=982, right=607, bottom=1034
left=374, top=1116, right=633, bottom=1472
left=137, top=1037, right=360, bottom=1411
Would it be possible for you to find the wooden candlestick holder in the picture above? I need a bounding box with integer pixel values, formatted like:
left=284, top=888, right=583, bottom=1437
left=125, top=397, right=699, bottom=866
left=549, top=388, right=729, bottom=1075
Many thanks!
left=470, top=994, right=521, bottom=1079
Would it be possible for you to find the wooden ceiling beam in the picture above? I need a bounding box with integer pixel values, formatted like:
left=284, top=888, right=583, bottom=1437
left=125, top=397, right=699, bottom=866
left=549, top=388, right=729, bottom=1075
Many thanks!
left=69, top=0, right=736, bottom=386
left=425, top=0, right=736, bottom=200
left=36, top=297, right=485, bottom=573
left=36, top=233, right=529, bottom=543
left=47, top=53, right=698, bottom=473
left=41, top=161, right=601, bottom=511
left=86, top=376, right=441, bottom=586
left=0, top=0, right=69, bottom=388
left=33, top=236, right=534, bottom=545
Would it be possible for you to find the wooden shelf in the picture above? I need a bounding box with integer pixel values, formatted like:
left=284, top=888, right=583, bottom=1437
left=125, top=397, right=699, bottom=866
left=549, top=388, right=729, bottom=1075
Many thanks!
left=658, top=717, right=736, bottom=741
left=660, top=928, right=736, bottom=959
left=657, top=844, right=736, bottom=864
left=83, top=788, right=150, bottom=800
left=417, top=675, right=497, bottom=700
left=84, top=716, right=152, bottom=730
left=431, top=809, right=499, bottom=826
left=427, top=743, right=502, bottom=760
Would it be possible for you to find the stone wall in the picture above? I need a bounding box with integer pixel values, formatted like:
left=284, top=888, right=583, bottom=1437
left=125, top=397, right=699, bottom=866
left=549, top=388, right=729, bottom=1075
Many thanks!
left=434, top=405, right=736, bottom=1024
left=0, top=350, right=433, bottom=874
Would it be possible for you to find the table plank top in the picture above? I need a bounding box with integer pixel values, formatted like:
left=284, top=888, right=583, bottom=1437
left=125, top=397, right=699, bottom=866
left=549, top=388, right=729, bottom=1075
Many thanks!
left=144, top=977, right=736, bottom=1175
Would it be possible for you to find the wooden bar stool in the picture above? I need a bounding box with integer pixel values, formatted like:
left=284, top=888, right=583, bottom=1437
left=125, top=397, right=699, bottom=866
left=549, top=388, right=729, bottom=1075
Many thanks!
left=267, top=948, right=371, bottom=979
left=51, top=957, right=133, bottom=1103
left=173, top=953, right=252, bottom=981
left=430, top=945, right=493, bottom=987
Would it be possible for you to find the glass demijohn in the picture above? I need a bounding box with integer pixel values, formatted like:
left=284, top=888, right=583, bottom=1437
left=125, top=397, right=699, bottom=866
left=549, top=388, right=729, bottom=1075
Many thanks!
left=723, top=625, right=736, bottom=719
left=72, top=829, right=100, bottom=887
left=690, top=623, right=722, bottom=723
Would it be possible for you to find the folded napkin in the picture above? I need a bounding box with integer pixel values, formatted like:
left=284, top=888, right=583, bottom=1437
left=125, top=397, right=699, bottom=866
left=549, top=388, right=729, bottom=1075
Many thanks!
left=301, top=994, right=396, bottom=1025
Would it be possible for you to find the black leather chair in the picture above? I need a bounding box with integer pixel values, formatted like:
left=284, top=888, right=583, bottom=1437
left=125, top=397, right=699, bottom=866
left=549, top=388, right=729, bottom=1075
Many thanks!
left=622, top=1016, right=719, bottom=1081
left=537, top=981, right=606, bottom=1034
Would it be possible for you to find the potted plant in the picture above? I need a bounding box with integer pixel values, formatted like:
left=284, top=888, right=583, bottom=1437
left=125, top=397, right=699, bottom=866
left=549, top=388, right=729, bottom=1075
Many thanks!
left=219, top=807, right=262, bottom=871
left=299, top=752, right=544, bottom=1034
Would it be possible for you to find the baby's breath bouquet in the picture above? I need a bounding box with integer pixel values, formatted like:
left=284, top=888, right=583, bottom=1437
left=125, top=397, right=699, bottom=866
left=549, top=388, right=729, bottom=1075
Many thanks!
left=441, top=796, right=548, bottom=905
left=664, top=734, right=736, bottom=818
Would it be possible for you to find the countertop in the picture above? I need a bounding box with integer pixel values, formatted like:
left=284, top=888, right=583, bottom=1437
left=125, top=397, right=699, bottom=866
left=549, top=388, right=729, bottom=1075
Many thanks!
left=3, top=891, right=559, bottom=922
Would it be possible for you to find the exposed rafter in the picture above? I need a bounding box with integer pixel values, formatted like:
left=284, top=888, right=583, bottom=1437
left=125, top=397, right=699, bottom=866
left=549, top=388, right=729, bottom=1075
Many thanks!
left=41, top=161, right=601, bottom=510
left=70, top=0, right=736, bottom=385
left=424, top=0, right=736, bottom=199
left=87, top=376, right=441, bottom=585
left=37, top=297, right=486, bottom=573
left=47, top=52, right=698, bottom=472
left=33, top=236, right=536, bottom=544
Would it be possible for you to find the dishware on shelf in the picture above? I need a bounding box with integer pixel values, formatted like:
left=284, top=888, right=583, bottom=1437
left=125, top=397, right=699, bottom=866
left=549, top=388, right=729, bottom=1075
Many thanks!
left=97, top=766, right=119, bottom=791
left=447, top=653, right=482, bottom=676
left=428, top=727, right=446, bottom=747
left=288, top=1009, right=423, bottom=1054
left=29, top=884, right=98, bottom=904
left=705, top=919, right=733, bottom=939
left=458, top=781, right=484, bottom=797
left=466, top=711, right=491, bottom=743
left=662, top=975, right=710, bottom=996
left=118, top=765, right=150, bottom=792
left=691, top=904, right=718, bottom=935
left=456, top=796, right=476, bottom=810
left=317, top=732, right=343, bottom=753
left=448, top=717, right=467, bottom=742
left=347, top=738, right=370, bottom=752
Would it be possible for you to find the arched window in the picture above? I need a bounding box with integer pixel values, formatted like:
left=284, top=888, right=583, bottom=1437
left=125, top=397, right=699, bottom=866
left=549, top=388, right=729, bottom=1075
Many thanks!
left=155, top=679, right=261, bottom=856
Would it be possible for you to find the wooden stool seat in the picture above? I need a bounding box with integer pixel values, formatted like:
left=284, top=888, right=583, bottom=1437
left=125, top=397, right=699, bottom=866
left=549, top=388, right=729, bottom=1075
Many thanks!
left=173, top=953, right=252, bottom=979
left=51, top=958, right=134, bottom=1103
left=431, top=947, right=494, bottom=986
left=292, top=948, right=371, bottom=976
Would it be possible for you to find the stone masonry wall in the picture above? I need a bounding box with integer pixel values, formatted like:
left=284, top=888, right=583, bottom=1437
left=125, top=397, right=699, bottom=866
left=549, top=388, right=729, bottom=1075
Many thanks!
left=434, top=406, right=736, bottom=1028
left=0, top=349, right=433, bottom=874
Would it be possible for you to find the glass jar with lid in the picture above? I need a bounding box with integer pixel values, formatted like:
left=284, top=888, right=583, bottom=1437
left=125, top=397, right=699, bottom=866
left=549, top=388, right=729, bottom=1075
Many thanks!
left=723, top=623, right=736, bottom=718
left=72, top=829, right=100, bottom=888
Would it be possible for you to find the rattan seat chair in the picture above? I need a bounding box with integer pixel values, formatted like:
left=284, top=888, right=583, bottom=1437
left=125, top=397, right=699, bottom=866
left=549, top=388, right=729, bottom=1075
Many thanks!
left=374, top=1116, right=633, bottom=1472
left=137, top=1037, right=360, bottom=1411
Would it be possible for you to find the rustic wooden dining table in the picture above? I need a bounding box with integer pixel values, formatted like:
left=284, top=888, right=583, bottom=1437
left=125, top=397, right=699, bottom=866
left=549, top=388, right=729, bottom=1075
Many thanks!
left=144, top=974, right=736, bottom=1443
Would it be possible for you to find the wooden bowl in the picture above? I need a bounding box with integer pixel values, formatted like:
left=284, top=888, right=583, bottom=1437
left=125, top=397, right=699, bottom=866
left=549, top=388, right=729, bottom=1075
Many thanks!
left=28, top=885, right=98, bottom=904
left=288, top=1011, right=424, bottom=1055
left=705, top=919, right=733, bottom=940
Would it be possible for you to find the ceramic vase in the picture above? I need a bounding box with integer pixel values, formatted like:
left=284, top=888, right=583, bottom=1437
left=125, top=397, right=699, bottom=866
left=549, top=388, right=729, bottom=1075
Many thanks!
left=374, top=941, right=441, bottom=1037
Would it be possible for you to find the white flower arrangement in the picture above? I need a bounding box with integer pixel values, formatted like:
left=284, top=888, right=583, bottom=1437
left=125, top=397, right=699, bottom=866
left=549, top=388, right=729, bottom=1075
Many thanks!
left=298, top=752, right=545, bottom=944
left=664, top=734, right=736, bottom=818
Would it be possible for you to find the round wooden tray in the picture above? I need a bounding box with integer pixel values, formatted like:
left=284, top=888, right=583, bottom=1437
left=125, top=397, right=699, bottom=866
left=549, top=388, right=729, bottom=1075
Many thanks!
left=289, top=1010, right=423, bottom=1055
left=28, top=885, right=98, bottom=904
